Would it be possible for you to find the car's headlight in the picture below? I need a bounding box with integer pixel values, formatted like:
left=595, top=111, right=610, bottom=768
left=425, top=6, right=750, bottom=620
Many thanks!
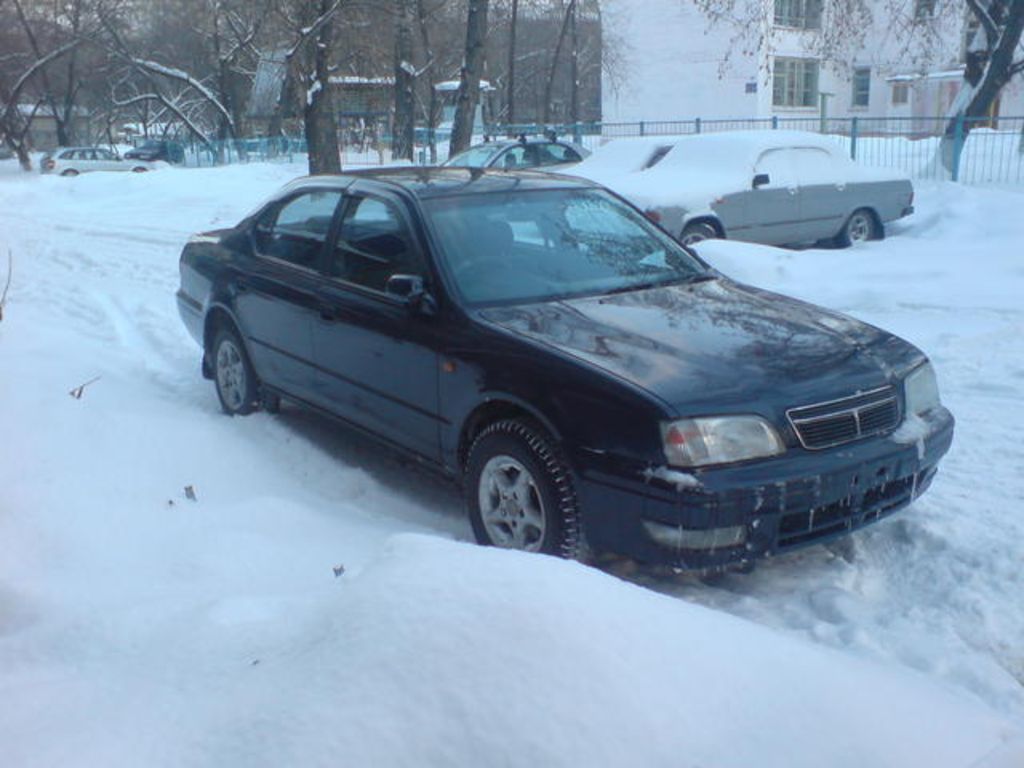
left=661, top=416, right=784, bottom=468
left=904, top=362, right=941, bottom=416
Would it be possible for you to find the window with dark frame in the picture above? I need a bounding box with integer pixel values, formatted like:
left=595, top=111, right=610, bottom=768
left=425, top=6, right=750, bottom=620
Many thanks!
left=892, top=82, right=910, bottom=105
left=852, top=67, right=871, bottom=108
left=772, top=58, right=820, bottom=108
left=774, top=0, right=823, bottom=29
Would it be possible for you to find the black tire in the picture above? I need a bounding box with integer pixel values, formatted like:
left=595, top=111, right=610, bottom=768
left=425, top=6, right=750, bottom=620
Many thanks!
left=464, top=419, right=581, bottom=559
left=834, top=208, right=879, bottom=247
left=210, top=325, right=258, bottom=415
left=60, top=169, right=79, bottom=177
left=680, top=220, right=719, bottom=247
left=131, top=166, right=148, bottom=173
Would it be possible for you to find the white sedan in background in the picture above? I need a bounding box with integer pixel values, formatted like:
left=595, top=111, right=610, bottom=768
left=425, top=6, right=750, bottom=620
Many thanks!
left=40, top=146, right=154, bottom=176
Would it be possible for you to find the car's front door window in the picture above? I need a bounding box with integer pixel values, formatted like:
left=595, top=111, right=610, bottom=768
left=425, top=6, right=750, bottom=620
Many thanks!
left=330, top=196, right=423, bottom=292
left=254, top=189, right=342, bottom=269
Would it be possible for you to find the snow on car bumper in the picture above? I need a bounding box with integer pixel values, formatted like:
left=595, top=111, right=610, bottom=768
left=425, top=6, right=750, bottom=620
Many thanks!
left=577, top=407, right=954, bottom=571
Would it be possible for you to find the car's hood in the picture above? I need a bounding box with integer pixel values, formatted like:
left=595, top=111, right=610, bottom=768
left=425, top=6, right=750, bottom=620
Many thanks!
left=479, top=278, right=922, bottom=415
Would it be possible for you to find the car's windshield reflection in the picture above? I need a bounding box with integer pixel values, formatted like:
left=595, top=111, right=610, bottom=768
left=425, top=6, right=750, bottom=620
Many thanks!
left=424, top=188, right=708, bottom=306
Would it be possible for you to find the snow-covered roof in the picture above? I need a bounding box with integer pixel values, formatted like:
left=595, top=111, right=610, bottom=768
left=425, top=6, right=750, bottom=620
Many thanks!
left=329, top=76, right=394, bottom=87
left=16, top=104, right=90, bottom=118
left=925, top=67, right=966, bottom=81
left=434, top=79, right=495, bottom=93
left=885, top=74, right=920, bottom=83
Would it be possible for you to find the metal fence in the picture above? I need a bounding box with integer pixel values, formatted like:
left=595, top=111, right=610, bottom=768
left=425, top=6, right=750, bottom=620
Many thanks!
left=481, top=115, right=1024, bottom=185
left=158, top=115, right=1024, bottom=185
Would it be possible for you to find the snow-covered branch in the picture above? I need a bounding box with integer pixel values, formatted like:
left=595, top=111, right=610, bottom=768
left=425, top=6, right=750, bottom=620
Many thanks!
left=131, top=58, right=235, bottom=129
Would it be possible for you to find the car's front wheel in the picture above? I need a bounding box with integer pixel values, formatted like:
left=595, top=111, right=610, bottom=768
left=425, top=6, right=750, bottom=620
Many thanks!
left=60, top=169, right=79, bottom=177
left=465, top=420, right=581, bottom=558
left=680, top=220, right=719, bottom=247
left=211, top=326, right=258, bottom=415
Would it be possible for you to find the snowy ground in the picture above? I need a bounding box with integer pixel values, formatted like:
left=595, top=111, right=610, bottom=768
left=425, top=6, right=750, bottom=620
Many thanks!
left=1, top=159, right=1023, bottom=766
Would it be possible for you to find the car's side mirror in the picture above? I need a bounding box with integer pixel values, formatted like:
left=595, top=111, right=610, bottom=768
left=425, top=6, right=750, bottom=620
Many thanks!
left=753, top=173, right=770, bottom=189
left=385, top=274, right=437, bottom=316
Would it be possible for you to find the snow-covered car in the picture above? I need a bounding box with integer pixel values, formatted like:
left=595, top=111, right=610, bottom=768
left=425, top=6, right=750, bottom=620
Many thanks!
left=177, top=168, right=954, bottom=572
left=574, top=131, right=915, bottom=248
left=40, top=146, right=153, bottom=176
left=445, top=136, right=589, bottom=171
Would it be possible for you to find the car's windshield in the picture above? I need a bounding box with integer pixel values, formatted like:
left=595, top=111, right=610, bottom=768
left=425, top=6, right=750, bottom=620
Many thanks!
left=424, top=188, right=709, bottom=306
left=444, top=143, right=504, bottom=168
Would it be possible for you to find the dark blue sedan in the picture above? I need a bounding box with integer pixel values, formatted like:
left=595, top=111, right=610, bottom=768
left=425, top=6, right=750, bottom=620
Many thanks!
left=176, top=168, right=953, bottom=571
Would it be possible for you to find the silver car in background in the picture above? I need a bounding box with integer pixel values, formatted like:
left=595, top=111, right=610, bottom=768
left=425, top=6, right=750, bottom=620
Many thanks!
left=445, top=136, right=590, bottom=171
left=40, top=146, right=154, bottom=176
left=573, top=131, right=914, bottom=248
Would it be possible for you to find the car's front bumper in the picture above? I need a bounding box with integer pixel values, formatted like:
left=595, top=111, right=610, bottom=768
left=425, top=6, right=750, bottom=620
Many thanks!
left=577, top=407, right=954, bottom=570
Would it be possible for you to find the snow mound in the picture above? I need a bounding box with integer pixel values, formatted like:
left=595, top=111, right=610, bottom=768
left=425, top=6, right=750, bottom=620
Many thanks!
left=6, top=534, right=1021, bottom=767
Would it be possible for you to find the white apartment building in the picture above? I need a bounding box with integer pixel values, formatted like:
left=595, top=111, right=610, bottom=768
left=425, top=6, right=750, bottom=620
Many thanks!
left=601, top=0, right=1024, bottom=125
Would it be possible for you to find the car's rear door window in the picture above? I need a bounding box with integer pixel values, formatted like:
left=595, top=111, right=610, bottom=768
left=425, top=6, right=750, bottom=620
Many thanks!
left=754, top=149, right=798, bottom=188
left=328, top=196, right=424, bottom=292
left=254, top=189, right=342, bottom=269
left=791, top=147, right=844, bottom=184
left=537, top=144, right=581, bottom=165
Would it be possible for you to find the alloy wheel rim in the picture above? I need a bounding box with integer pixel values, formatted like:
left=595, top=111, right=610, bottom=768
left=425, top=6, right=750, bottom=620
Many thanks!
left=848, top=214, right=871, bottom=242
left=478, top=455, right=547, bottom=551
left=215, top=340, right=246, bottom=410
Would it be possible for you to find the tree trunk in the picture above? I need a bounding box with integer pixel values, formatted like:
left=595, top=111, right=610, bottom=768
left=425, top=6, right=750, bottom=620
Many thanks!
left=392, top=0, right=416, bottom=162
left=507, top=0, right=519, bottom=127
left=570, top=0, right=579, bottom=126
left=449, top=0, right=490, bottom=157
left=938, top=0, right=1024, bottom=174
left=542, top=0, right=577, bottom=124
left=305, top=0, right=341, bottom=175
left=416, top=0, right=440, bottom=163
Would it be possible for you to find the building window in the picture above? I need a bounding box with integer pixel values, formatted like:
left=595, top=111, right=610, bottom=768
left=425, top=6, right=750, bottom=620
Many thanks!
left=772, top=58, right=820, bottom=108
left=852, top=67, right=871, bottom=108
left=891, top=82, right=910, bottom=105
left=914, top=0, right=936, bottom=18
left=774, top=0, right=823, bottom=28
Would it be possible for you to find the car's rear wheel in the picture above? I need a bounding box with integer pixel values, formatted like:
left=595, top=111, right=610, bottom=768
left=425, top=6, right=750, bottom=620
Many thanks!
left=60, top=169, right=79, bottom=177
left=131, top=166, right=148, bottom=173
left=680, top=220, right=719, bottom=247
left=465, top=420, right=581, bottom=558
left=211, top=326, right=258, bottom=415
left=835, top=208, right=878, bottom=247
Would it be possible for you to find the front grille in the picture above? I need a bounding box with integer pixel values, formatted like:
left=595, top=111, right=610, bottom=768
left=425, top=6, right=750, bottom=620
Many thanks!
left=787, top=386, right=900, bottom=450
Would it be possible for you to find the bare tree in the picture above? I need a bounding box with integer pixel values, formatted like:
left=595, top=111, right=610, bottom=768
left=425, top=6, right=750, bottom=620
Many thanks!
left=393, top=0, right=417, bottom=160
left=450, top=0, right=490, bottom=155
left=542, top=0, right=576, bottom=123
left=506, top=0, right=519, bottom=123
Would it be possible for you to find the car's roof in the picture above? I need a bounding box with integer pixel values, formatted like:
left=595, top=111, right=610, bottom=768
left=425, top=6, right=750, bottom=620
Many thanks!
left=285, top=167, right=598, bottom=200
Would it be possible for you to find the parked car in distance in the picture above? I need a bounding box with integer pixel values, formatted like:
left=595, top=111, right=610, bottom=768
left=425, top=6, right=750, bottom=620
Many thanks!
left=40, top=146, right=153, bottom=176
left=124, top=139, right=185, bottom=164
left=177, top=168, right=952, bottom=571
left=573, top=131, right=915, bottom=248
left=444, top=136, right=590, bottom=171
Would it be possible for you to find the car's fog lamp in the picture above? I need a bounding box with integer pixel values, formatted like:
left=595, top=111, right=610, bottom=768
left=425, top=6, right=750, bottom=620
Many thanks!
left=643, top=521, right=747, bottom=550
left=904, top=363, right=941, bottom=416
left=661, top=416, right=783, bottom=467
